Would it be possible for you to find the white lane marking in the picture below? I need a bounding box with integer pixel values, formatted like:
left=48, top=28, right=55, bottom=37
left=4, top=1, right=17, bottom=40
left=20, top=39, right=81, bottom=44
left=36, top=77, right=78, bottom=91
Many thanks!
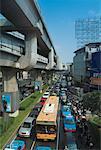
left=30, top=139, right=36, bottom=150
left=56, top=102, right=61, bottom=150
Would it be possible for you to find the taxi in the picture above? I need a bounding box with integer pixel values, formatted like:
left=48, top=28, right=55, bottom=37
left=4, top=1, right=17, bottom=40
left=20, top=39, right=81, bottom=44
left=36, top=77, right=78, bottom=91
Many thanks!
left=35, top=146, right=52, bottom=150
left=63, top=115, right=76, bottom=132
left=5, top=139, right=26, bottom=150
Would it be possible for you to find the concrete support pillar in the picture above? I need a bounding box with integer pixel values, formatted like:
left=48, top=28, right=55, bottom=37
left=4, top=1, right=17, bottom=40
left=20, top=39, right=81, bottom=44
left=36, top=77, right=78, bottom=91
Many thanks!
left=1, top=68, right=19, bottom=115
left=56, top=55, right=62, bottom=70
left=19, top=33, right=37, bottom=69
left=49, top=47, right=54, bottom=69
left=30, top=69, right=42, bottom=81
left=2, top=68, right=18, bottom=93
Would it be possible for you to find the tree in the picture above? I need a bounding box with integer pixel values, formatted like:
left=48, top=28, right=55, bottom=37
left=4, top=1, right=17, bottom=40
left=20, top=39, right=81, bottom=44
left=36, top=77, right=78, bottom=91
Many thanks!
left=82, top=92, right=101, bottom=114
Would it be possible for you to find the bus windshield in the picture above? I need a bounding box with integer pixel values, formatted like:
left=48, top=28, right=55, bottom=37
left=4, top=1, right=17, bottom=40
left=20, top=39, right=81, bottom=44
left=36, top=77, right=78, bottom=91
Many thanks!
left=36, top=125, right=56, bottom=133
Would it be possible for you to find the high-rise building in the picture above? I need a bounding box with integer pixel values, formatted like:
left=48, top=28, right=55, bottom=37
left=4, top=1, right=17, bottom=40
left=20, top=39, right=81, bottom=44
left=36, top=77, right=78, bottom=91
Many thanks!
left=75, top=17, right=101, bottom=48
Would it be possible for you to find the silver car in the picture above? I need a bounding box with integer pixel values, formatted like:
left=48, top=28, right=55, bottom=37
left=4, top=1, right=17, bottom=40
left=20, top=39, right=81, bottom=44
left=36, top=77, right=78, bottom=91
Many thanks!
left=18, top=117, right=35, bottom=137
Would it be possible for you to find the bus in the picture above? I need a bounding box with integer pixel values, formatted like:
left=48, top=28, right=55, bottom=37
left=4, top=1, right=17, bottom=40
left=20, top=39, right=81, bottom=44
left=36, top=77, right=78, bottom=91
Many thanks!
left=36, top=96, right=59, bottom=140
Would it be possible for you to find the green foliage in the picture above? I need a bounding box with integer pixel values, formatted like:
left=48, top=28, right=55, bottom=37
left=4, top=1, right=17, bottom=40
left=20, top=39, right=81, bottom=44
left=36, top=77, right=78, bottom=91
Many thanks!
left=42, top=84, right=48, bottom=91
left=0, top=117, right=14, bottom=136
left=83, top=92, right=101, bottom=113
left=20, top=91, right=40, bottom=110
left=92, top=116, right=101, bottom=125
left=0, top=85, right=48, bottom=149
left=0, top=91, right=43, bottom=149
left=88, top=121, right=101, bottom=149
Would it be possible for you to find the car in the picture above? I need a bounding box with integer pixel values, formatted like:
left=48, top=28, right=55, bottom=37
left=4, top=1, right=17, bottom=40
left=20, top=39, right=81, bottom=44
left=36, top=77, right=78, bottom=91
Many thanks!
left=61, top=105, right=71, bottom=117
left=32, top=103, right=43, bottom=117
left=34, top=102, right=43, bottom=110
left=28, top=111, right=37, bottom=118
left=40, top=97, right=47, bottom=105
left=30, top=102, right=43, bottom=118
left=64, top=132, right=78, bottom=150
left=23, top=91, right=31, bottom=97
left=50, top=92, right=57, bottom=96
left=59, top=90, right=66, bottom=95
left=63, top=115, right=76, bottom=132
left=42, top=92, right=50, bottom=99
left=18, top=117, right=35, bottom=137
left=5, top=139, right=26, bottom=150
left=60, top=82, right=67, bottom=88
left=59, top=91, right=67, bottom=104
left=31, top=108, right=39, bottom=118
left=45, top=90, right=50, bottom=94
left=35, top=146, right=52, bottom=150
left=54, top=86, right=60, bottom=95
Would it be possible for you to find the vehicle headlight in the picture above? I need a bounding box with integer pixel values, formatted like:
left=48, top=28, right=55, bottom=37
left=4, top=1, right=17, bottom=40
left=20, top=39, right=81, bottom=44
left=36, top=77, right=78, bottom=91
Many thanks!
left=26, top=131, right=30, bottom=135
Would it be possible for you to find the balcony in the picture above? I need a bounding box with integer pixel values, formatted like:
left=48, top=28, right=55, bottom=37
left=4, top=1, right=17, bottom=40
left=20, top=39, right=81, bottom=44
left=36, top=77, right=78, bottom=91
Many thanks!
left=37, top=54, right=48, bottom=64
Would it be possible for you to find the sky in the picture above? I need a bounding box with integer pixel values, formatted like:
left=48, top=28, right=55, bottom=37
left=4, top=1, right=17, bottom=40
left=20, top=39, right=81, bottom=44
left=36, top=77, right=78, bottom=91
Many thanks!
left=38, top=0, right=101, bottom=63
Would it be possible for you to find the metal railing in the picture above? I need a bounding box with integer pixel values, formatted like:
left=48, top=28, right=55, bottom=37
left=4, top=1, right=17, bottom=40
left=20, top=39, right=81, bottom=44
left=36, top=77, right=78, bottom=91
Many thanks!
left=0, top=41, right=25, bottom=56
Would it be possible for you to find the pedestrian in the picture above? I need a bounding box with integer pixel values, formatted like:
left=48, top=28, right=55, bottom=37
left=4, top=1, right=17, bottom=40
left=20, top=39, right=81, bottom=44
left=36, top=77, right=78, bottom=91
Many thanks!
left=78, top=123, right=83, bottom=141
left=86, top=134, right=91, bottom=147
left=84, top=123, right=88, bottom=136
left=89, top=141, right=94, bottom=149
left=64, top=145, right=69, bottom=150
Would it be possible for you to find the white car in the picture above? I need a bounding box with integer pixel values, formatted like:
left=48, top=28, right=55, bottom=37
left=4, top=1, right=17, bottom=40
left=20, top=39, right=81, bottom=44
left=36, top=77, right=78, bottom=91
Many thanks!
left=18, top=117, right=35, bottom=137
left=44, top=90, right=50, bottom=94
left=42, top=91, right=50, bottom=99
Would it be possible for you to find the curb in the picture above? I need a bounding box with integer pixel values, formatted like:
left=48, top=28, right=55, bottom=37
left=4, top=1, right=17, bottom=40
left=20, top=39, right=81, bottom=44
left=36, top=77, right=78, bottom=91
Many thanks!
left=2, top=87, right=48, bottom=149
left=2, top=111, right=30, bottom=150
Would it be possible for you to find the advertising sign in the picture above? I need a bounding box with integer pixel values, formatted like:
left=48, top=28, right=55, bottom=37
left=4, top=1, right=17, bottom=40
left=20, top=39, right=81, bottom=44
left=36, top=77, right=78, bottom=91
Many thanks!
left=34, top=81, right=42, bottom=91
left=2, top=94, right=11, bottom=112
left=90, top=77, right=101, bottom=85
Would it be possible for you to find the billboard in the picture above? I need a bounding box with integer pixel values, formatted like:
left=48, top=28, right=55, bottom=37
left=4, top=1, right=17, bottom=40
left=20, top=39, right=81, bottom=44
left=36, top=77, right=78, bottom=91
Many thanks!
left=91, top=51, right=101, bottom=76
left=90, top=51, right=101, bottom=85
left=1, top=92, right=19, bottom=113
left=2, top=94, right=11, bottom=112
left=90, top=77, right=101, bottom=85
left=34, top=81, right=42, bottom=91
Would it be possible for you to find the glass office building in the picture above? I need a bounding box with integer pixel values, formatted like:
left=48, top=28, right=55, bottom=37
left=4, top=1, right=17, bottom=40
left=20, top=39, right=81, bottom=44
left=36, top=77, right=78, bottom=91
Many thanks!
left=75, top=17, right=101, bottom=48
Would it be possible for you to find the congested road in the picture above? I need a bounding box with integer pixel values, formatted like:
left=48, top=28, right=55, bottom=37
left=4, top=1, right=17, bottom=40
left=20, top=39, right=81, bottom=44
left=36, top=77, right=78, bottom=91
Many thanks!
left=4, top=75, right=96, bottom=150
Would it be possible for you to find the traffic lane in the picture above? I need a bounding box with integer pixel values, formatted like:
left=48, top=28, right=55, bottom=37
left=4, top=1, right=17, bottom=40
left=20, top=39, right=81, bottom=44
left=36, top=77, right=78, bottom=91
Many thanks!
left=34, top=140, right=56, bottom=150
left=58, top=114, right=65, bottom=150
left=16, top=128, right=36, bottom=150
left=68, top=93, right=95, bottom=150
left=33, top=103, right=61, bottom=150
left=58, top=100, right=67, bottom=150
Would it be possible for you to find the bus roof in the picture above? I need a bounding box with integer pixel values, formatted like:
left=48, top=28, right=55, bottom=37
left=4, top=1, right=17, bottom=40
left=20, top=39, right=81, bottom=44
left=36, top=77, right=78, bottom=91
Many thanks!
left=36, top=96, right=59, bottom=125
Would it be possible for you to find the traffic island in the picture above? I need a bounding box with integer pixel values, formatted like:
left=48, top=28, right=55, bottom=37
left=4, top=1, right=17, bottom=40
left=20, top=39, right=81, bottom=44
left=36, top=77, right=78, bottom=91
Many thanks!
left=0, top=87, right=48, bottom=149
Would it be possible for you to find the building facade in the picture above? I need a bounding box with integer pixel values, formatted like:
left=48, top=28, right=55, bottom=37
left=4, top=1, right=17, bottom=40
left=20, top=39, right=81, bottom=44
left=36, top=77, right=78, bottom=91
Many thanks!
left=90, top=51, right=101, bottom=90
left=73, top=42, right=101, bottom=83
left=75, top=17, right=101, bottom=48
